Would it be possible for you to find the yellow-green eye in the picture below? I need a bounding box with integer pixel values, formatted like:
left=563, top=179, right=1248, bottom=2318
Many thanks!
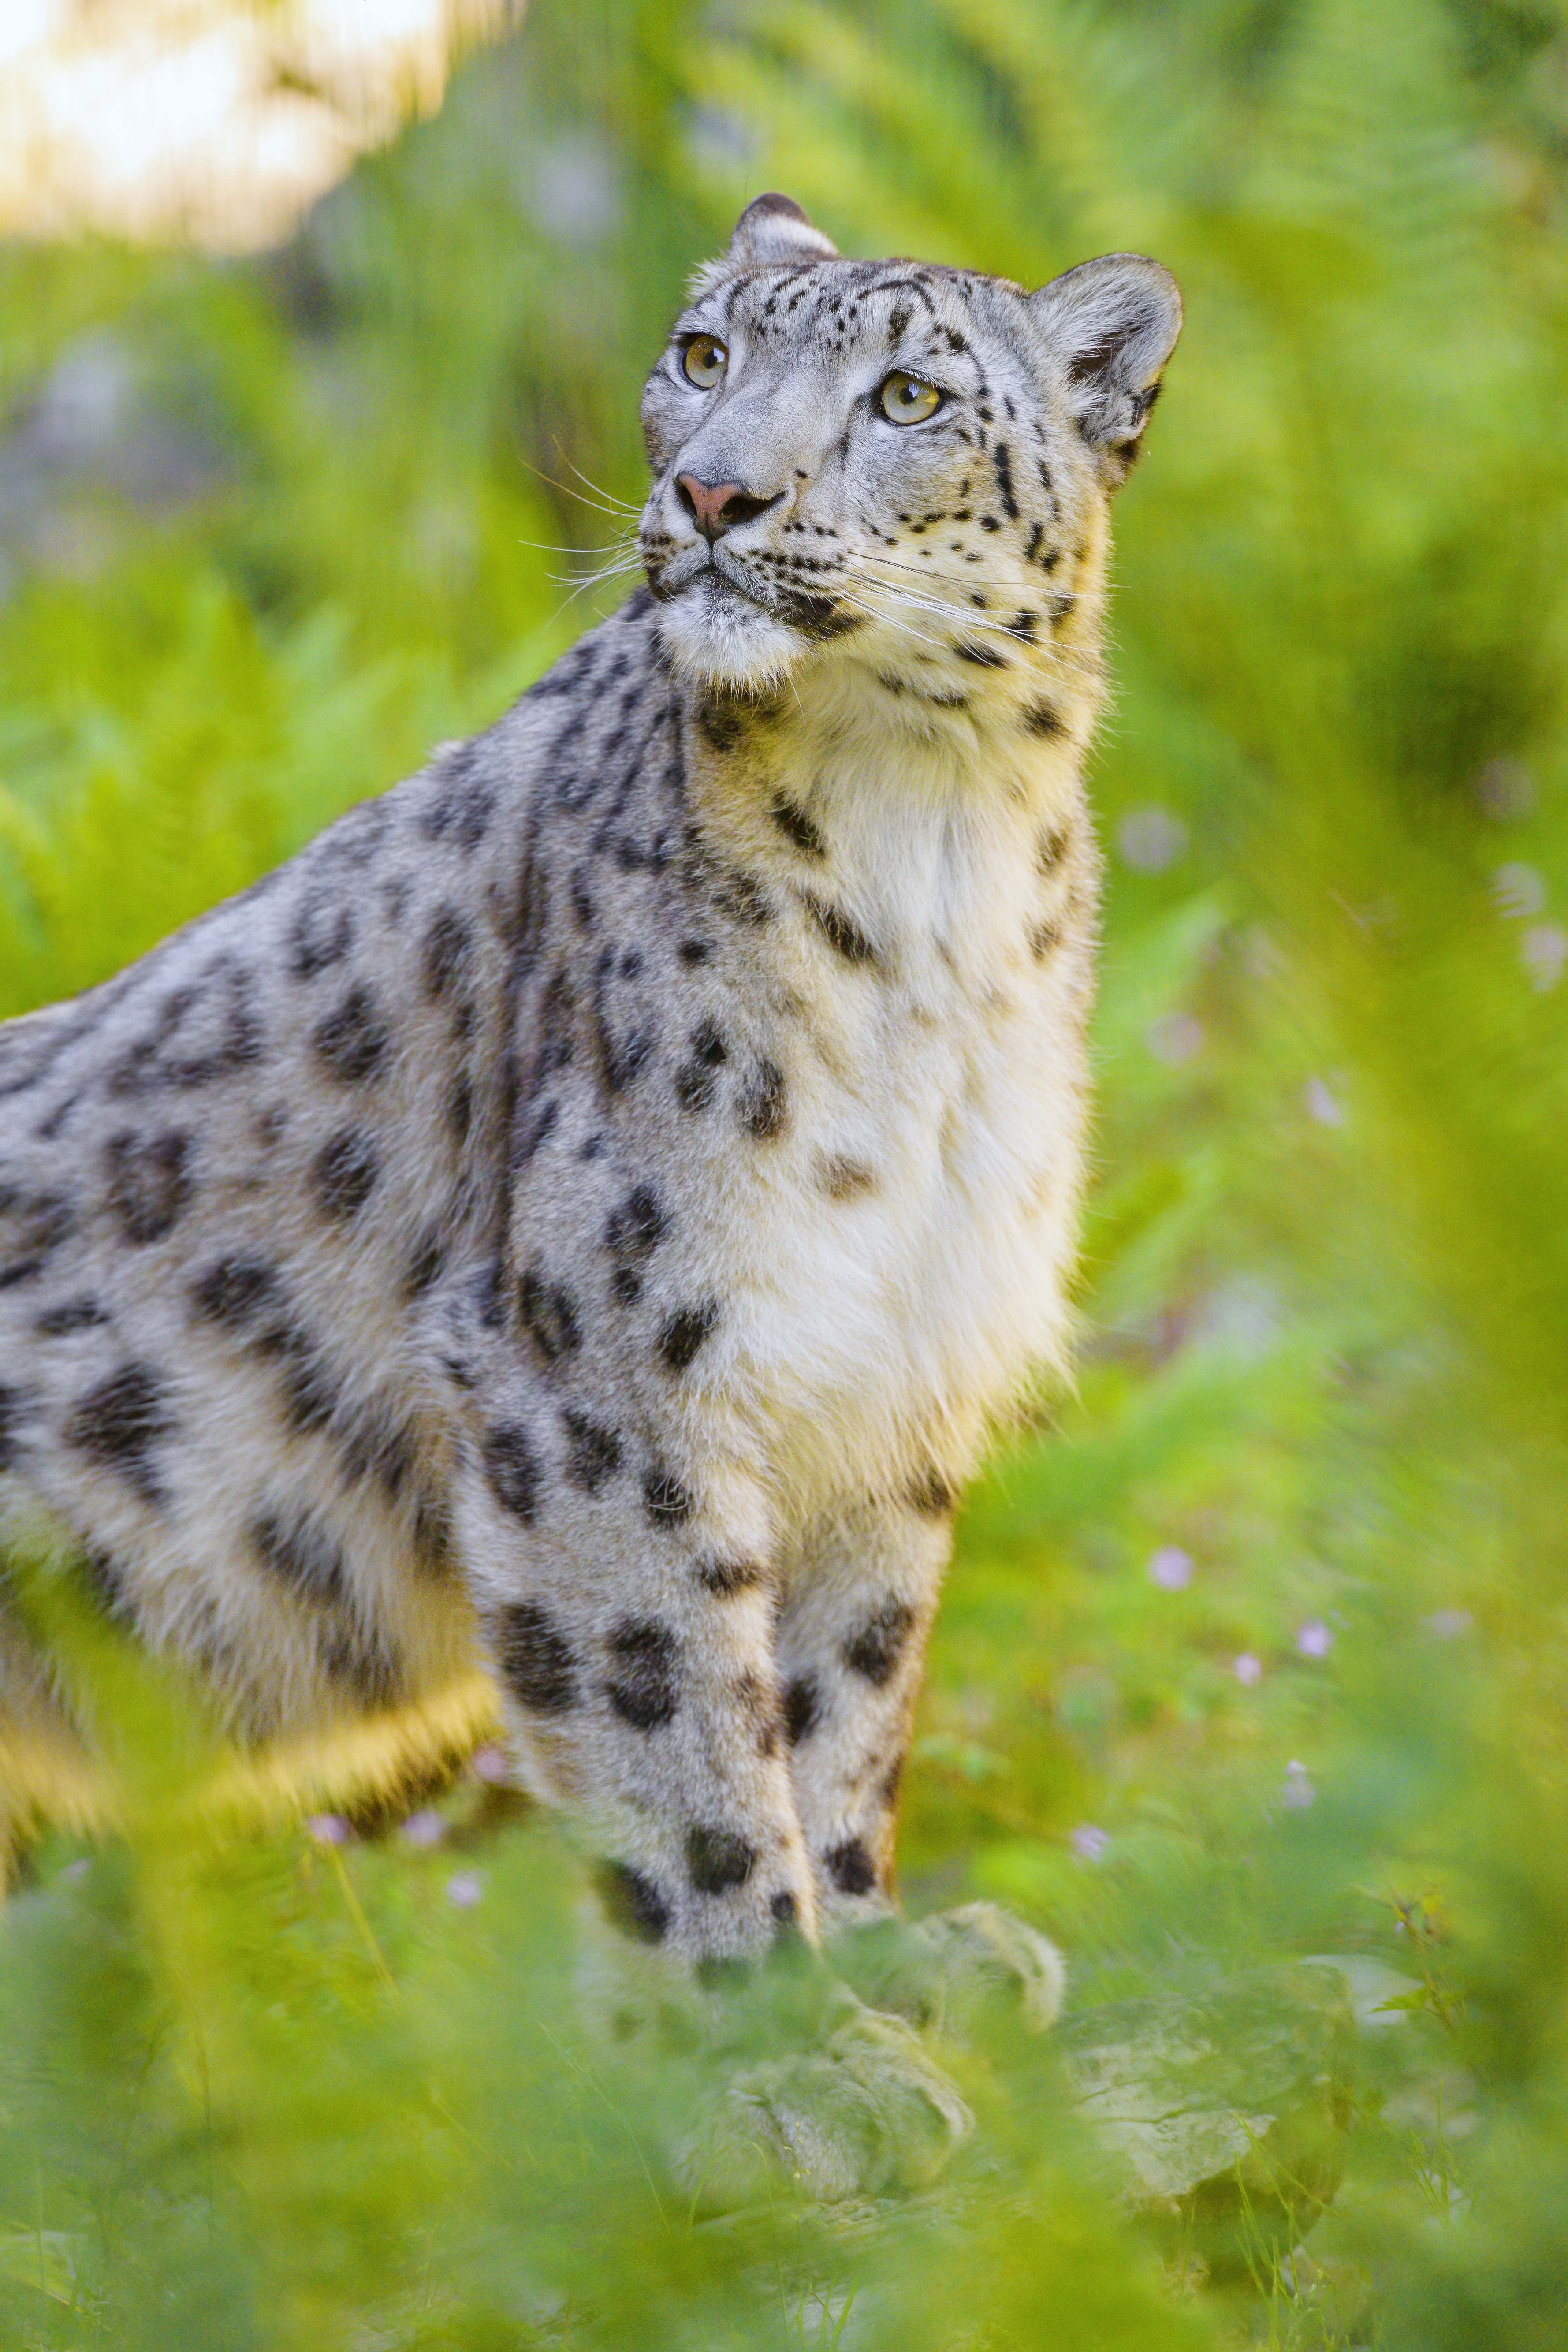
left=880, top=372, right=941, bottom=425
left=682, top=335, right=728, bottom=388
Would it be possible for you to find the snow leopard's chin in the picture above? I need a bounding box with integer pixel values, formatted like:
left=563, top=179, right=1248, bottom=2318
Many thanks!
left=652, top=570, right=809, bottom=695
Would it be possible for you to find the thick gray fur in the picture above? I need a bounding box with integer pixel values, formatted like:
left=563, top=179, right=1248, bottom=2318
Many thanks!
left=0, top=196, right=1179, bottom=1962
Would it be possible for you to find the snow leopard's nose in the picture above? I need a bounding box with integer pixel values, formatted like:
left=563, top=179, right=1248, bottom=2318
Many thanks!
left=675, top=473, right=783, bottom=541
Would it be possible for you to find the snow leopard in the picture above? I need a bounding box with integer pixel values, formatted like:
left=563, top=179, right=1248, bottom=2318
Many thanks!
left=0, top=193, right=1179, bottom=2089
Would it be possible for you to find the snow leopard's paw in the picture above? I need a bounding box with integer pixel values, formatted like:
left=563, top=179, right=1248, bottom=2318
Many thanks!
left=683, top=1999, right=973, bottom=2204
left=828, top=1901, right=1066, bottom=2039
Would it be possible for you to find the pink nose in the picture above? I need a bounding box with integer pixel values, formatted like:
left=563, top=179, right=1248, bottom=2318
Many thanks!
left=675, top=474, right=774, bottom=540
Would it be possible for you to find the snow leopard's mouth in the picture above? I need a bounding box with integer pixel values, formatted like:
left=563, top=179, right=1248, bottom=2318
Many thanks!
left=650, top=543, right=765, bottom=608
left=648, top=549, right=823, bottom=691
left=655, top=552, right=858, bottom=646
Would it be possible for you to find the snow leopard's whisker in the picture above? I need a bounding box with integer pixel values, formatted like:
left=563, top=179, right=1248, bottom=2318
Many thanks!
left=521, top=534, right=641, bottom=558
left=849, top=559, right=1041, bottom=639
left=825, top=578, right=962, bottom=660
left=518, top=456, right=643, bottom=522
left=850, top=566, right=1100, bottom=679
left=844, top=582, right=1006, bottom=649
left=850, top=548, right=1066, bottom=622
left=851, top=545, right=1035, bottom=593
left=567, top=462, right=645, bottom=516
left=842, top=561, right=1103, bottom=685
left=542, top=561, right=648, bottom=624
left=548, top=552, right=646, bottom=591
left=833, top=565, right=1012, bottom=652
left=543, top=575, right=643, bottom=604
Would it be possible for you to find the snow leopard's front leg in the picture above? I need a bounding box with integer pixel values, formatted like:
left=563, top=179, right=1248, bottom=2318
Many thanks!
left=778, top=1484, right=1065, bottom=2036
left=446, top=1358, right=811, bottom=1964
left=774, top=1484, right=952, bottom=1930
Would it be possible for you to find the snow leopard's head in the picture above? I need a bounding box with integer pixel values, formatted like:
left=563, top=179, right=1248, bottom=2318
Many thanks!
left=638, top=194, right=1180, bottom=719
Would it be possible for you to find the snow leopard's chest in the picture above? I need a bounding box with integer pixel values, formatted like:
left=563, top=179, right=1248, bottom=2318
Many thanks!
left=513, top=751, right=1099, bottom=1517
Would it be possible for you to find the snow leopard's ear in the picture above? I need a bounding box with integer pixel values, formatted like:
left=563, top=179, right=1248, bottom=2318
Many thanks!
left=1029, top=253, right=1181, bottom=468
left=726, top=192, right=838, bottom=267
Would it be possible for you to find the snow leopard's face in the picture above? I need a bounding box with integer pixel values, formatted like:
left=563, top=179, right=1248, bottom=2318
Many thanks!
left=638, top=194, right=1180, bottom=703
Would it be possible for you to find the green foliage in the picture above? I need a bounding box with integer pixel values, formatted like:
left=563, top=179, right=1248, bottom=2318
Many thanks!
left=5, top=0, right=1568, bottom=2341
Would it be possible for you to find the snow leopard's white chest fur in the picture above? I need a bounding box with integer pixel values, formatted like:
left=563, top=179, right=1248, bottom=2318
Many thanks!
left=671, top=681, right=1095, bottom=1517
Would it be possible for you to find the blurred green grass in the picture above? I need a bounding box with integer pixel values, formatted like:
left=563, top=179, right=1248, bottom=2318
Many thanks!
left=4, top=0, right=1568, bottom=2343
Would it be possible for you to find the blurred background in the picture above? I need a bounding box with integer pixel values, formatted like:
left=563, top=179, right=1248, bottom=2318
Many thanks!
left=4, top=1, right=1568, bottom=2345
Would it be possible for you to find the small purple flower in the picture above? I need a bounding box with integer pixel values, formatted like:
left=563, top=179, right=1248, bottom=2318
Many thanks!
left=1233, top=1652, right=1263, bottom=1687
left=1118, top=806, right=1188, bottom=873
left=447, top=1870, right=485, bottom=1909
left=1296, top=1620, right=1333, bottom=1658
left=1070, top=1825, right=1111, bottom=1863
left=1281, top=1760, right=1315, bottom=1810
left=1148, top=1545, right=1193, bottom=1591
left=399, top=1808, right=447, bottom=1849
left=1304, top=1077, right=1346, bottom=1128
left=469, top=1744, right=512, bottom=1786
left=1147, top=1012, right=1204, bottom=1066
left=1523, top=923, right=1568, bottom=991
left=1492, top=861, right=1546, bottom=918
left=306, top=1813, right=351, bottom=1847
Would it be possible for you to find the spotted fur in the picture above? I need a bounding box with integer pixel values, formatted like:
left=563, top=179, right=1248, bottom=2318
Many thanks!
left=0, top=195, right=1179, bottom=1957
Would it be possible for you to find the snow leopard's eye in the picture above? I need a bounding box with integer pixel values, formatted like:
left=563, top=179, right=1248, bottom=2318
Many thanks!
left=879, top=373, right=942, bottom=425
left=682, top=335, right=728, bottom=389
